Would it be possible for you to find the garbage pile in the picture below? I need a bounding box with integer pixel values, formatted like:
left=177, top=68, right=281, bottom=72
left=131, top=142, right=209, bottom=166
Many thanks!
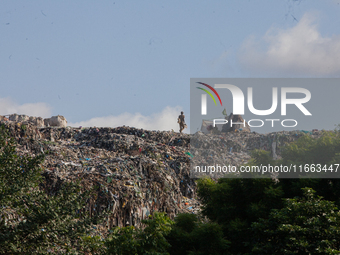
left=0, top=117, right=324, bottom=234
left=1, top=114, right=67, bottom=127
left=0, top=120, right=197, bottom=233
left=190, top=129, right=323, bottom=178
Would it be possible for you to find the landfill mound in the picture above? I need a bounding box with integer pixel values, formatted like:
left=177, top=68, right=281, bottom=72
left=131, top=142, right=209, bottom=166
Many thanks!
left=1, top=121, right=195, bottom=234
left=0, top=119, right=324, bottom=234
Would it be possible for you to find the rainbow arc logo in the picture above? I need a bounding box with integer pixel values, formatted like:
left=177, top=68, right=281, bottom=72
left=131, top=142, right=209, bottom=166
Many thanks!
left=196, top=82, right=223, bottom=106
left=196, top=82, right=223, bottom=115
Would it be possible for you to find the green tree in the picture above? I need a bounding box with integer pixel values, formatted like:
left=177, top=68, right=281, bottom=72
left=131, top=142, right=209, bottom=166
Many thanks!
left=196, top=177, right=282, bottom=254
left=0, top=125, right=104, bottom=254
left=105, top=226, right=140, bottom=255
left=252, top=188, right=340, bottom=254
left=105, top=212, right=173, bottom=255
left=166, top=213, right=230, bottom=255
left=278, top=131, right=340, bottom=205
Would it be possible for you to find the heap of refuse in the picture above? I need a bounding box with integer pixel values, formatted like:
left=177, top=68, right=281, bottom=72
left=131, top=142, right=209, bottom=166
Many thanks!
left=0, top=120, right=196, bottom=234
left=190, top=129, right=323, bottom=178
left=0, top=114, right=67, bottom=127
left=0, top=117, right=324, bottom=236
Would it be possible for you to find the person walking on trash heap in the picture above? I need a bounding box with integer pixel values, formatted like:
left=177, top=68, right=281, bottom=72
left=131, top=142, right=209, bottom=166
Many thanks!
left=178, top=111, right=187, bottom=133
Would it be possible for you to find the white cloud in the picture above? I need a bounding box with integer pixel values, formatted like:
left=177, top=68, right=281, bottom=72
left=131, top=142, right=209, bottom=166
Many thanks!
left=0, top=97, right=52, bottom=117
left=69, top=106, right=187, bottom=132
left=240, top=13, right=340, bottom=76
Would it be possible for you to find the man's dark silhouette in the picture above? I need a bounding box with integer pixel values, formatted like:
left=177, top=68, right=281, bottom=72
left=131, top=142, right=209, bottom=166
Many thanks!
left=178, top=111, right=187, bottom=133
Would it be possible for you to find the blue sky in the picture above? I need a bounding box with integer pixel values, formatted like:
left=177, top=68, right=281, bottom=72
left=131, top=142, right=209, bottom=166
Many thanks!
left=1, top=0, right=340, bottom=132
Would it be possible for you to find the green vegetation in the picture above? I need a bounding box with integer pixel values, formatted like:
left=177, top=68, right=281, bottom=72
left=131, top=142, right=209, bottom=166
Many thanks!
left=0, top=126, right=104, bottom=254
left=196, top=177, right=282, bottom=254
left=252, top=188, right=340, bottom=254
left=106, top=212, right=173, bottom=255
left=166, top=213, right=229, bottom=255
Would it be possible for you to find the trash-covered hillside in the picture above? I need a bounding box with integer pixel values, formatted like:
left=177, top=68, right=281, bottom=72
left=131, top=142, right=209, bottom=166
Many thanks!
left=0, top=118, right=195, bottom=233
left=0, top=115, right=324, bottom=234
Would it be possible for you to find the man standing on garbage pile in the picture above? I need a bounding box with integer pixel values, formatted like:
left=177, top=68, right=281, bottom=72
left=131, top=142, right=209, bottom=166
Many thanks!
left=178, top=111, right=187, bottom=133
